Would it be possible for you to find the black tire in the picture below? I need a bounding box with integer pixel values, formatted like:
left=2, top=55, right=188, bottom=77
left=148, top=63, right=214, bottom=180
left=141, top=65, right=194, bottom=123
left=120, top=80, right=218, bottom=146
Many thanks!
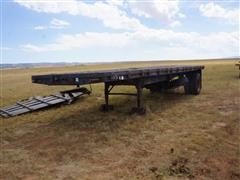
left=184, top=72, right=202, bottom=95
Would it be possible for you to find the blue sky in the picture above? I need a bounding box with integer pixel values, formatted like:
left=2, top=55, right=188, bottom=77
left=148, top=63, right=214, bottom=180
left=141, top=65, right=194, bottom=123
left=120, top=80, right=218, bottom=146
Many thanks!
left=1, top=0, right=239, bottom=63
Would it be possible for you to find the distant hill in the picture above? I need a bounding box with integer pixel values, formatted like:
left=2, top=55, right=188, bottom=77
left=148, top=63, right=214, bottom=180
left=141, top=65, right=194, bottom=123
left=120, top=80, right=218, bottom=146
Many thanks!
left=0, top=62, right=85, bottom=69
left=1, top=57, right=239, bottom=69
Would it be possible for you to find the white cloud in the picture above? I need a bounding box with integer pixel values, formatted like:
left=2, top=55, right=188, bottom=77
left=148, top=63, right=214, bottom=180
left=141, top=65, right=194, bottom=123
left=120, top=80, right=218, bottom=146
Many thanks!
left=15, top=0, right=145, bottom=31
left=14, top=0, right=239, bottom=59
left=34, top=18, right=70, bottom=30
left=14, top=0, right=80, bottom=14
left=128, top=0, right=184, bottom=25
left=22, top=44, right=44, bottom=52
left=106, top=0, right=124, bottom=7
left=34, top=25, right=47, bottom=30
left=170, top=21, right=181, bottom=28
left=199, top=2, right=240, bottom=23
left=21, top=29, right=238, bottom=59
left=15, top=0, right=185, bottom=30
left=50, top=18, right=70, bottom=29
left=178, top=13, right=186, bottom=19
left=22, top=32, right=131, bottom=52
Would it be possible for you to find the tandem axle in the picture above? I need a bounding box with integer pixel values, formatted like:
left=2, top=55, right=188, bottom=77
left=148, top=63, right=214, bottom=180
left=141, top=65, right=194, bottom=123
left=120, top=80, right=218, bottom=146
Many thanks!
left=101, top=70, right=202, bottom=114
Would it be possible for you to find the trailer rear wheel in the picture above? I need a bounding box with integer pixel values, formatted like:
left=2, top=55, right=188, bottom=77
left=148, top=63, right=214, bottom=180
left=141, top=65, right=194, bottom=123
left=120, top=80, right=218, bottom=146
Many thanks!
left=184, top=72, right=201, bottom=95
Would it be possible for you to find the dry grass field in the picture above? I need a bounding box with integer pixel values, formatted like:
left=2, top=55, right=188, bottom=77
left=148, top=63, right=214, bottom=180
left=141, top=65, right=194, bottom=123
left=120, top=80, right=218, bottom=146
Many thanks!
left=0, top=60, right=239, bottom=179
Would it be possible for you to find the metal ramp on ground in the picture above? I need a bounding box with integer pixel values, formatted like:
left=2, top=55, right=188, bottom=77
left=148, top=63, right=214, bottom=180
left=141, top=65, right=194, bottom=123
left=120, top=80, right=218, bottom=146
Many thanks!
left=0, top=87, right=91, bottom=118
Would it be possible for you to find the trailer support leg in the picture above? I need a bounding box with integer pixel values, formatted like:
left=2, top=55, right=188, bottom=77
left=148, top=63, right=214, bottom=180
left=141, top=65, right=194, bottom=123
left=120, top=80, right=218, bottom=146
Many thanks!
left=101, top=82, right=114, bottom=111
left=137, top=84, right=142, bottom=109
left=132, top=81, right=146, bottom=114
left=105, top=82, right=109, bottom=106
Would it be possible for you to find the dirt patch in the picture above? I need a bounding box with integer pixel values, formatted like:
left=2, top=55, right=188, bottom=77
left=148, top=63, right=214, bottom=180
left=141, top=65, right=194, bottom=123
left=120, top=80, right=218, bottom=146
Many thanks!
left=193, top=167, right=211, bottom=178
left=148, top=157, right=194, bottom=179
left=230, top=171, right=240, bottom=180
left=168, top=157, right=194, bottom=179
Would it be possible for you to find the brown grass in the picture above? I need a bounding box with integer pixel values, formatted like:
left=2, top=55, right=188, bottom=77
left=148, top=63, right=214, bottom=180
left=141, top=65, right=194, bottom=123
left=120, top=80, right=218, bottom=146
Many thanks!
left=0, top=59, right=239, bottom=179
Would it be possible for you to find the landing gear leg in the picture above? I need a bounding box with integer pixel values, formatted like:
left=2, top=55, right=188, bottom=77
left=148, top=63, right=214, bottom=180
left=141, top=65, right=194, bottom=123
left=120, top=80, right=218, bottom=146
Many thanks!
left=101, top=82, right=114, bottom=111
left=131, top=81, right=146, bottom=114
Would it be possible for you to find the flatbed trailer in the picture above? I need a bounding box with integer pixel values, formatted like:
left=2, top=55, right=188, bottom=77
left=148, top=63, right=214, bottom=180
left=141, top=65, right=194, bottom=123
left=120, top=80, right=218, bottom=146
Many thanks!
left=32, top=65, right=204, bottom=114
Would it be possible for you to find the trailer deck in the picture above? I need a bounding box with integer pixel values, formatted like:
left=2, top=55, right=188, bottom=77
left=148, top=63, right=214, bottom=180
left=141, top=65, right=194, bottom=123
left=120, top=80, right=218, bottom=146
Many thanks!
left=32, top=65, right=204, bottom=114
